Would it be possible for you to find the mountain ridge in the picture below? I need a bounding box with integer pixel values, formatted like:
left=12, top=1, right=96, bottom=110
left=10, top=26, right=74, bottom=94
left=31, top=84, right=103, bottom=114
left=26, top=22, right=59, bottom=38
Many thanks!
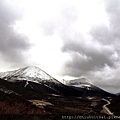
left=0, top=66, right=83, bottom=96
left=66, top=78, right=92, bottom=89
left=0, top=66, right=114, bottom=97
left=0, top=66, right=60, bottom=84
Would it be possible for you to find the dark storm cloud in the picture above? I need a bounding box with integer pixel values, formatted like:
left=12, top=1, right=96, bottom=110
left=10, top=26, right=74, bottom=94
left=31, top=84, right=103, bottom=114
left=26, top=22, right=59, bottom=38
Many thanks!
left=61, top=33, right=116, bottom=77
left=60, top=0, right=120, bottom=92
left=0, top=0, right=31, bottom=66
left=91, top=0, right=120, bottom=46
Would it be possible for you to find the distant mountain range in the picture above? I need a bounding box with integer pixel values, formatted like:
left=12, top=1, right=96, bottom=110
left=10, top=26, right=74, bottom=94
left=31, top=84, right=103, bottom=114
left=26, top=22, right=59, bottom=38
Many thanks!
left=0, top=66, right=114, bottom=97
left=0, top=66, right=83, bottom=96
left=66, top=78, right=92, bottom=89
left=66, top=78, right=114, bottom=97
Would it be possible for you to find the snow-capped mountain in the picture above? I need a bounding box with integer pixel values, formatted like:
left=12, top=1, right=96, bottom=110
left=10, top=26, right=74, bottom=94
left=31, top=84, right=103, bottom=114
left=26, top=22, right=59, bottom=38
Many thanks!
left=0, top=66, right=63, bottom=95
left=66, top=78, right=114, bottom=96
left=0, top=66, right=114, bottom=97
left=0, top=66, right=83, bottom=96
left=0, top=66, right=60, bottom=84
left=66, top=78, right=92, bottom=90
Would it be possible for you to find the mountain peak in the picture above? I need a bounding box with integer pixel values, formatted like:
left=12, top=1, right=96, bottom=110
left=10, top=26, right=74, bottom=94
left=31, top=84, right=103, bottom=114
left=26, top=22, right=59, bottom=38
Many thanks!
left=68, top=78, right=91, bottom=85
left=17, top=66, right=45, bottom=78
left=17, top=66, right=44, bottom=77
left=24, top=66, right=41, bottom=70
left=0, top=66, right=60, bottom=84
left=66, top=77, right=92, bottom=90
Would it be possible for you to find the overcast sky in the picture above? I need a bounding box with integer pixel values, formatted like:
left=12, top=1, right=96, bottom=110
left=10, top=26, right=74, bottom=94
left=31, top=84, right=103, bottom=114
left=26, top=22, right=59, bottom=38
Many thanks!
left=0, top=0, right=120, bottom=93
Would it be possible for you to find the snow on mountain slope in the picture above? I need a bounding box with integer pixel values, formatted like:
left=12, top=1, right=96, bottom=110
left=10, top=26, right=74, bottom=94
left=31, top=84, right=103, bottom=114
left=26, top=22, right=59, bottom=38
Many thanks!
left=66, top=78, right=92, bottom=90
left=0, top=66, right=60, bottom=84
left=0, top=66, right=84, bottom=96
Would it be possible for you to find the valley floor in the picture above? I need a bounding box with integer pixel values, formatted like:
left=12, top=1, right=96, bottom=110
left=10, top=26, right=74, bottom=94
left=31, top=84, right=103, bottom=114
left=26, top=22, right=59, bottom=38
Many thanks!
left=1, top=93, right=119, bottom=120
